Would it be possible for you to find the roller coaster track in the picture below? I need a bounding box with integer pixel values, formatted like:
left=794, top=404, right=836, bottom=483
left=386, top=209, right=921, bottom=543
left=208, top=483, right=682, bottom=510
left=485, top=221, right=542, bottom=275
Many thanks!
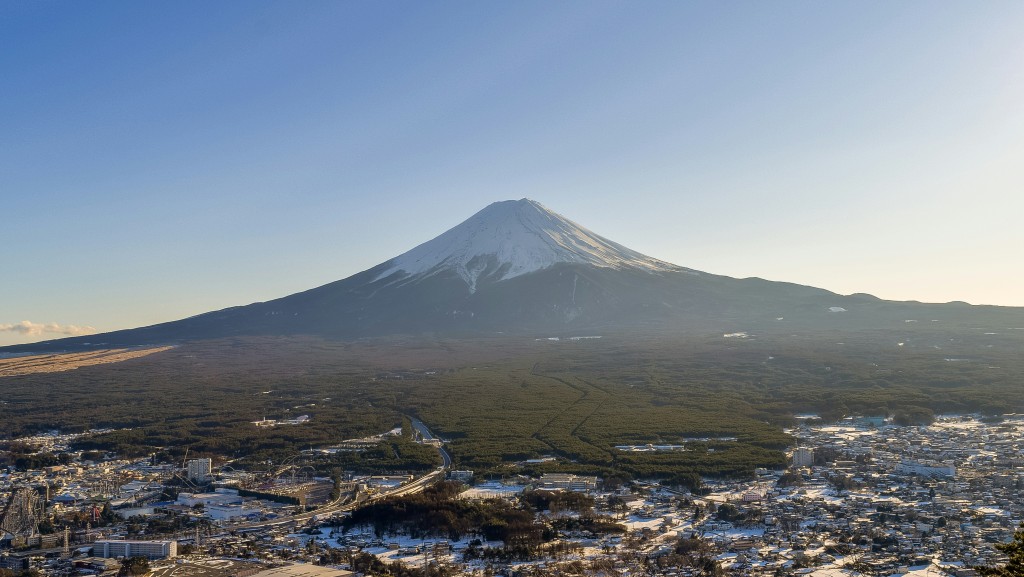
left=0, top=487, right=43, bottom=539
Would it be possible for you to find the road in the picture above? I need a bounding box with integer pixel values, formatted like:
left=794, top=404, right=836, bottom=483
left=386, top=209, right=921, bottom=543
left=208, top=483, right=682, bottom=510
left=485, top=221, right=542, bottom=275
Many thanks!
left=440, top=446, right=452, bottom=468
left=410, top=415, right=450, bottom=468
left=232, top=418, right=450, bottom=530
left=408, top=416, right=434, bottom=441
left=75, top=425, right=453, bottom=544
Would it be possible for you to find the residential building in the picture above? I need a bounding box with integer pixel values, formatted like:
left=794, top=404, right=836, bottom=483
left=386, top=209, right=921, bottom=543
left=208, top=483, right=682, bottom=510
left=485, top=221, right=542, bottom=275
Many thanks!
left=94, top=539, right=177, bottom=560
left=792, top=447, right=814, bottom=467
left=186, top=458, right=212, bottom=482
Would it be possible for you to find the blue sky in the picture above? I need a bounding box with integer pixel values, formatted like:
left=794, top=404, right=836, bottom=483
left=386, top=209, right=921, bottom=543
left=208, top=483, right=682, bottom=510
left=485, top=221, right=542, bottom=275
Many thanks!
left=3, top=1, right=1023, bottom=345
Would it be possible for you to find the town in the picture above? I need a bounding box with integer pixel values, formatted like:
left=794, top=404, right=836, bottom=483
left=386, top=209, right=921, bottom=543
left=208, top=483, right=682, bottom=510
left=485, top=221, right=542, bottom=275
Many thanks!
left=2, top=415, right=1022, bottom=577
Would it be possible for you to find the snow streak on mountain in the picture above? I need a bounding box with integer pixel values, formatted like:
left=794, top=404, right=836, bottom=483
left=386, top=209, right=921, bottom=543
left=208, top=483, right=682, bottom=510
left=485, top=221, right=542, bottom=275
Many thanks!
left=375, top=199, right=683, bottom=292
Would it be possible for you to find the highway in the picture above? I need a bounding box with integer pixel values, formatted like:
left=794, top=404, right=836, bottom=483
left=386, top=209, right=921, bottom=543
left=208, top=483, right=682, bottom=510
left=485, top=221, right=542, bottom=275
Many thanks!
left=231, top=419, right=450, bottom=530
left=408, top=417, right=435, bottom=441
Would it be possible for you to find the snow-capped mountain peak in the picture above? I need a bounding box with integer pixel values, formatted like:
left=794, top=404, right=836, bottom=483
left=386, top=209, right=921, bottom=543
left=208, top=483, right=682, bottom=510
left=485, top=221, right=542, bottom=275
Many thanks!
left=375, top=199, right=682, bottom=292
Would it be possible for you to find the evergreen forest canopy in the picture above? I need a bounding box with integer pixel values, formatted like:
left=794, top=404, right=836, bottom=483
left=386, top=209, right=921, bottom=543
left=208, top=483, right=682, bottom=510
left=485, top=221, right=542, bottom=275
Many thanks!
left=1, top=324, right=1022, bottom=481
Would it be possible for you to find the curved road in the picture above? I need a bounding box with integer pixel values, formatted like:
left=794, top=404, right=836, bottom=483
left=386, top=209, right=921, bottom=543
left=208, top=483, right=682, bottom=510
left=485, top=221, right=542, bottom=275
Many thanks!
left=233, top=419, right=450, bottom=530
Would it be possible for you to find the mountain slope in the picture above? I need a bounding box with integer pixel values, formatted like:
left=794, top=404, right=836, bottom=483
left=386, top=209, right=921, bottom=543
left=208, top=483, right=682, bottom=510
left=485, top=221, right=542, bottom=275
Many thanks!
left=5, top=199, right=1024, bottom=352
left=374, top=199, right=683, bottom=292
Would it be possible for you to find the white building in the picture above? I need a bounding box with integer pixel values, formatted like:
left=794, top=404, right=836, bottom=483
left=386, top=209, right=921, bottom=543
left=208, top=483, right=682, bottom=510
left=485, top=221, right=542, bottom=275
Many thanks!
left=206, top=503, right=261, bottom=521
left=449, top=470, right=474, bottom=482
left=792, top=447, right=814, bottom=467
left=177, top=489, right=242, bottom=507
left=896, top=460, right=956, bottom=478
left=538, top=473, right=598, bottom=492
left=186, top=458, right=212, bottom=482
left=94, top=540, right=176, bottom=560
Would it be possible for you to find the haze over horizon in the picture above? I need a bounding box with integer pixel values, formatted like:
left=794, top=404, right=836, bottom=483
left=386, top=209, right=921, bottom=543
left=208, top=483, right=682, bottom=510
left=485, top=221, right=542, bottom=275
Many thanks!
left=4, top=1, right=1024, bottom=346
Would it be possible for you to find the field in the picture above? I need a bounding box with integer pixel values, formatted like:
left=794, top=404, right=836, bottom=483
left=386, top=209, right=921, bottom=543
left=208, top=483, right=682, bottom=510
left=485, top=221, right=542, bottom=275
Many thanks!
left=2, top=325, right=1022, bottom=481
left=0, top=346, right=173, bottom=377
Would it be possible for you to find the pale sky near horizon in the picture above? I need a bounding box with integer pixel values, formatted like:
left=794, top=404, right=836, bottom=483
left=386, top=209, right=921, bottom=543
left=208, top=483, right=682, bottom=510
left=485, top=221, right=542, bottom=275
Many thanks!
left=3, top=1, right=1024, bottom=346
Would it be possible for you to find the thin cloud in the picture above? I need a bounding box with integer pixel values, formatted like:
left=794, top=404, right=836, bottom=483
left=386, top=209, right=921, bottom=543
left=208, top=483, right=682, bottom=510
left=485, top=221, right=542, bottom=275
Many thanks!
left=0, top=321, right=97, bottom=336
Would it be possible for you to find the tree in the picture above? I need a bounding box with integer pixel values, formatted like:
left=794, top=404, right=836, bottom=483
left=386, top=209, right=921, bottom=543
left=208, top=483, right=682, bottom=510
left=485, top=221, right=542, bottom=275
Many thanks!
left=118, top=557, right=150, bottom=577
left=777, top=471, right=804, bottom=488
left=980, top=523, right=1024, bottom=577
left=716, top=503, right=741, bottom=523
left=828, top=474, right=856, bottom=494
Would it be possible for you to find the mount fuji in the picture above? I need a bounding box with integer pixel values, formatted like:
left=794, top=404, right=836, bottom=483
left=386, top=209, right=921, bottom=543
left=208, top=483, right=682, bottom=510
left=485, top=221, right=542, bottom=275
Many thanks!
left=375, top=199, right=683, bottom=292
left=6, top=199, right=1023, bottom=351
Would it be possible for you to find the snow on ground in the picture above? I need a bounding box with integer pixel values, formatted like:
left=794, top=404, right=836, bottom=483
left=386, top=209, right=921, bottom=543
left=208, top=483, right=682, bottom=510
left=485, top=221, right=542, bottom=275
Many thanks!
left=312, top=527, right=484, bottom=569
left=893, top=564, right=943, bottom=577
left=799, top=486, right=848, bottom=504
left=817, top=426, right=882, bottom=441
left=615, top=444, right=686, bottom=452
left=972, top=505, right=1008, bottom=516
left=721, top=527, right=765, bottom=539
left=806, top=568, right=861, bottom=577
left=622, top=514, right=665, bottom=532
left=930, top=419, right=987, bottom=431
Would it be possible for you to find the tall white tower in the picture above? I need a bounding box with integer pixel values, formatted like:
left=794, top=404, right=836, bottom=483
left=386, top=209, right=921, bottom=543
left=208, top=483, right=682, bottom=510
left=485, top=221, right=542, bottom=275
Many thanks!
left=186, top=458, right=212, bottom=482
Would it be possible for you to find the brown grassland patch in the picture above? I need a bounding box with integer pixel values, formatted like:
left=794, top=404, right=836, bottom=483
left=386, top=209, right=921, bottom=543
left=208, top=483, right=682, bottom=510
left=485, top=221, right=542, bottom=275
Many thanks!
left=0, top=346, right=174, bottom=377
